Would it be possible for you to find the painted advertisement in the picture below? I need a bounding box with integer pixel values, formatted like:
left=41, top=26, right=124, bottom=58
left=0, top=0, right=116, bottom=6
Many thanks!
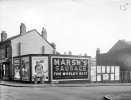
left=13, top=58, right=21, bottom=80
left=21, top=57, right=30, bottom=81
left=32, top=56, right=48, bottom=81
left=51, top=56, right=89, bottom=80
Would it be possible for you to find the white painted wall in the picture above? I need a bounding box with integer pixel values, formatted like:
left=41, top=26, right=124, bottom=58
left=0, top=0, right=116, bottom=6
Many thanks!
left=11, top=30, right=54, bottom=57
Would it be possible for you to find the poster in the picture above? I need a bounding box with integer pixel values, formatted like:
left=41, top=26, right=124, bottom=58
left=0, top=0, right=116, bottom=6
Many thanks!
left=103, top=74, right=109, bottom=80
left=13, top=58, right=21, bottom=80
left=51, top=56, right=89, bottom=80
left=97, top=74, right=101, bottom=81
left=91, top=66, right=96, bottom=81
left=21, top=57, right=30, bottom=81
left=102, top=66, right=105, bottom=73
left=106, top=66, right=110, bottom=73
left=97, top=66, right=101, bottom=73
left=32, top=56, right=48, bottom=81
left=111, top=66, right=114, bottom=73
left=115, top=66, right=120, bottom=80
left=111, top=74, right=114, bottom=80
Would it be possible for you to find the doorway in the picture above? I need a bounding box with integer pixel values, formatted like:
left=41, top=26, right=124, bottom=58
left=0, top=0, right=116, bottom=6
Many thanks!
left=0, top=63, right=10, bottom=80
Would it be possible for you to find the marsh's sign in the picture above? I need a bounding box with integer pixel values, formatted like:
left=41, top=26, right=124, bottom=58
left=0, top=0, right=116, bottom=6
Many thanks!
left=51, top=56, right=89, bottom=80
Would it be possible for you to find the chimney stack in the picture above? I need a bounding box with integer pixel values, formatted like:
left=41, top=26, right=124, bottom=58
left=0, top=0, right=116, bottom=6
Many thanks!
left=84, top=53, right=88, bottom=56
left=20, top=23, right=26, bottom=35
left=69, top=51, right=72, bottom=55
left=1, top=31, right=7, bottom=42
left=50, top=43, right=56, bottom=54
left=41, top=27, right=47, bottom=40
left=64, top=52, right=67, bottom=55
left=96, top=48, right=100, bottom=55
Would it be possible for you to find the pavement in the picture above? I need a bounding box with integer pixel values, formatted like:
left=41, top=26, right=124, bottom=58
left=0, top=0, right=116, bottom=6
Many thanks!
left=0, top=80, right=131, bottom=100
left=1, top=80, right=131, bottom=87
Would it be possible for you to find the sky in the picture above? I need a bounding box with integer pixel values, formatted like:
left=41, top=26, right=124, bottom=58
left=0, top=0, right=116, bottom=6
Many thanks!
left=0, top=0, right=131, bottom=57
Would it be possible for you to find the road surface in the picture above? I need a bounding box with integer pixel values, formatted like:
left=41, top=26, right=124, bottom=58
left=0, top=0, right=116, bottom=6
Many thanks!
left=0, top=85, right=131, bottom=100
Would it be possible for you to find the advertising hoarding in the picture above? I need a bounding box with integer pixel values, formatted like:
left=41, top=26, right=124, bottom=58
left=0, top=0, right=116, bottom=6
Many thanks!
left=102, top=66, right=105, bottom=73
left=32, top=56, right=48, bottom=81
left=111, top=66, right=114, bottom=73
left=103, top=74, right=109, bottom=80
left=97, top=66, right=101, bottom=73
left=91, top=66, right=96, bottom=81
left=111, top=74, right=114, bottom=80
left=13, top=58, right=21, bottom=80
left=97, top=74, right=101, bottom=81
left=115, top=66, right=120, bottom=80
left=51, top=56, right=89, bottom=80
left=21, top=57, right=30, bottom=81
left=106, top=66, right=110, bottom=73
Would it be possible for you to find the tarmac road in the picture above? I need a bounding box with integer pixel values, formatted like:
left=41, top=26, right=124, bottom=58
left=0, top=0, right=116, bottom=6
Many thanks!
left=0, top=85, right=131, bottom=100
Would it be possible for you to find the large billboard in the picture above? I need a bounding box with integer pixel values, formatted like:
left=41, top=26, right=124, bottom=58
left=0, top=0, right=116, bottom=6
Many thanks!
left=13, top=58, right=21, bottom=80
left=21, top=57, right=30, bottom=81
left=32, top=56, right=48, bottom=81
left=51, top=56, right=89, bottom=80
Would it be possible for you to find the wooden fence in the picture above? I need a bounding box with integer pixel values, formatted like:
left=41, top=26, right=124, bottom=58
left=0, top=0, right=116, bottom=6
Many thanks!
left=120, top=71, right=131, bottom=83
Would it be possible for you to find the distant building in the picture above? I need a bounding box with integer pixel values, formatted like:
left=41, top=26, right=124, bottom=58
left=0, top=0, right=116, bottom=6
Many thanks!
left=96, top=40, right=131, bottom=71
left=0, top=23, right=56, bottom=80
left=90, top=57, right=96, bottom=66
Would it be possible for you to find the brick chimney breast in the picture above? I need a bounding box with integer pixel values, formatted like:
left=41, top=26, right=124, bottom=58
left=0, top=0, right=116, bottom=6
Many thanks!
left=20, top=23, right=26, bottom=35
left=1, top=31, right=7, bottom=42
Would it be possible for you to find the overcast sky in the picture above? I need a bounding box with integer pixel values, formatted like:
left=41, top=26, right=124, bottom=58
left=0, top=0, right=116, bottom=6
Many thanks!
left=0, top=0, right=131, bottom=57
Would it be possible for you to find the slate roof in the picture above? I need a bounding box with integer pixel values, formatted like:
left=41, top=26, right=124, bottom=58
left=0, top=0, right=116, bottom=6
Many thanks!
left=123, top=40, right=131, bottom=46
left=108, top=40, right=131, bottom=54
